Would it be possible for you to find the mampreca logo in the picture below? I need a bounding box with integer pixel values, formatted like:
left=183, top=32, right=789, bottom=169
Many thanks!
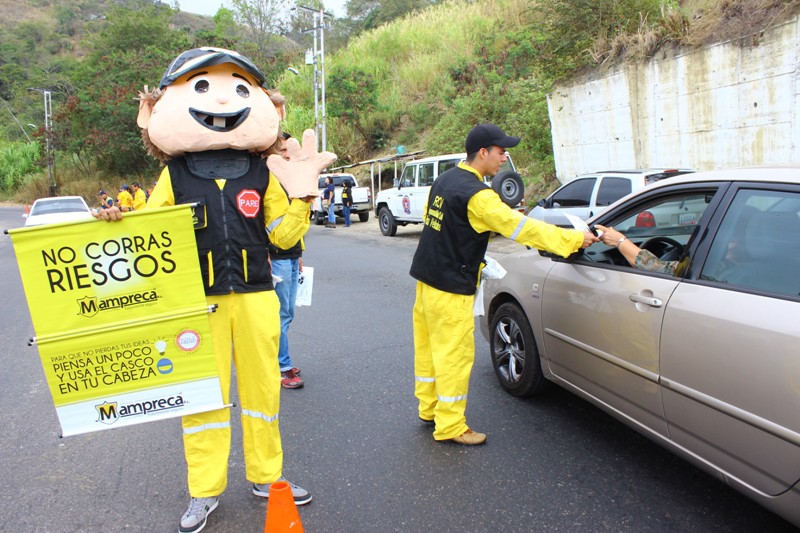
left=95, top=395, right=186, bottom=425
left=77, top=289, right=159, bottom=317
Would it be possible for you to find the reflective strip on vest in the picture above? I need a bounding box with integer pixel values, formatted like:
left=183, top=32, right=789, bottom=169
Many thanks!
left=207, top=250, right=214, bottom=286
left=510, top=217, right=526, bottom=241
left=415, top=376, right=435, bottom=383
left=242, top=408, right=279, bottom=423
left=438, top=393, right=467, bottom=402
left=183, top=420, right=230, bottom=435
left=266, top=215, right=284, bottom=234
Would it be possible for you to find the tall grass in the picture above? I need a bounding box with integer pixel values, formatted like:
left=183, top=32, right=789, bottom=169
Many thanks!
left=0, top=141, right=41, bottom=191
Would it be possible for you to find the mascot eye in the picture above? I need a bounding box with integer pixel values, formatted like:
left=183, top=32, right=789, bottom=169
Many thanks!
left=235, top=83, right=250, bottom=98
left=194, top=79, right=210, bottom=93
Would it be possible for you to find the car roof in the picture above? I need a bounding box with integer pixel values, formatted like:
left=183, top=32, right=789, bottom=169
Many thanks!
left=32, top=195, right=87, bottom=204
left=576, top=168, right=693, bottom=176
left=644, top=166, right=800, bottom=189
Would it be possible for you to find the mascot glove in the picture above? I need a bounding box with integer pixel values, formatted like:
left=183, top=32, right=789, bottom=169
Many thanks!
left=267, top=129, right=337, bottom=199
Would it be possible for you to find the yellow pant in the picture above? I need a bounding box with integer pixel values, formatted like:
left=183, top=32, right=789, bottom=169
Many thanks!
left=182, top=291, right=283, bottom=497
left=413, top=281, right=476, bottom=440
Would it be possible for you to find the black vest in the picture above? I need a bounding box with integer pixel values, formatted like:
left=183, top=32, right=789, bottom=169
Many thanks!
left=167, top=153, right=273, bottom=295
left=409, top=166, right=490, bottom=295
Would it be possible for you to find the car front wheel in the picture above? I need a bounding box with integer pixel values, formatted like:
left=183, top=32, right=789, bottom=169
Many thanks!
left=378, top=207, right=397, bottom=236
left=489, top=302, right=548, bottom=397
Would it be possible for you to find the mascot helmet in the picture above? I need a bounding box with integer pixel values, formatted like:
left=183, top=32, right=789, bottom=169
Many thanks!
left=159, top=47, right=268, bottom=89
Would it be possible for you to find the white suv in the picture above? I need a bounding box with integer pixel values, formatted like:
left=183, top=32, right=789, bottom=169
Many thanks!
left=527, top=168, right=693, bottom=227
left=375, top=152, right=525, bottom=236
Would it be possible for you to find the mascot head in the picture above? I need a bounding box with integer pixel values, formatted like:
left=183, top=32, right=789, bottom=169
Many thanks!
left=137, top=47, right=286, bottom=160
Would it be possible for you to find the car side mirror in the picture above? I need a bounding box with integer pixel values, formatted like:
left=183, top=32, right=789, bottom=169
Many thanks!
left=537, top=198, right=547, bottom=207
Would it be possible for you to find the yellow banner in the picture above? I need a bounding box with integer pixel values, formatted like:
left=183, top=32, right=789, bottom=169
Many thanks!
left=8, top=206, right=223, bottom=436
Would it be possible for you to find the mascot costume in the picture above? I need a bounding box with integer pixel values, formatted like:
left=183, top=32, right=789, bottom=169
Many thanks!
left=98, top=47, right=336, bottom=533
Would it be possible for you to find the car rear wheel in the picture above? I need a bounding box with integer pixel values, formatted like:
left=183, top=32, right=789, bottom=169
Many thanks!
left=378, top=207, right=397, bottom=236
left=489, top=302, right=548, bottom=397
left=358, top=211, right=370, bottom=223
left=313, top=210, right=325, bottom=225
left=492, top=171, right=525, bottom=207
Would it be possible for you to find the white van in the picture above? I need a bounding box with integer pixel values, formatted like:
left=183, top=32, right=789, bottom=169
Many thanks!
left=527, top=168, right=693, bottom=227
left=374, top=153, right=524, bottom=236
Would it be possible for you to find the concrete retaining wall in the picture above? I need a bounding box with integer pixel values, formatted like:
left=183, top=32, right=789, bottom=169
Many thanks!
left=547, top=16, right=800, bottom=181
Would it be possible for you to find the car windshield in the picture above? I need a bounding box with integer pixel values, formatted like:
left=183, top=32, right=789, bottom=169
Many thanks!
left=31, top=199, right=87, bottom=215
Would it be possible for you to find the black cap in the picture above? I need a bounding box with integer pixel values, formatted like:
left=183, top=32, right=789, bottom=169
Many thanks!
left=465, top=123, right=520, bottom=154
left=160, top=47, right=267, bottom=89
left=98, top=190, right=106, bottom=196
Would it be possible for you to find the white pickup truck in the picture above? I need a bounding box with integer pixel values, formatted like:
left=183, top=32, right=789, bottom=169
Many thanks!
left=374, top=153, right=525, bottom=236
left=310, top=173, right=372, bottom=225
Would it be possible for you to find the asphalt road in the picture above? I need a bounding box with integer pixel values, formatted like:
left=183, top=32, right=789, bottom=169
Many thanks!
left=0, top=206, right=795, bottom=532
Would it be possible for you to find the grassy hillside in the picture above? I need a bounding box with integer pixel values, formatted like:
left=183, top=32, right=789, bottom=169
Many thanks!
left=278, top=0, right=800, bottom=198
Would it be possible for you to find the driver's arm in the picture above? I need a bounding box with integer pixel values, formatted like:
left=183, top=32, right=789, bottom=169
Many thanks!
left=595, top=224, right=678, bottom=274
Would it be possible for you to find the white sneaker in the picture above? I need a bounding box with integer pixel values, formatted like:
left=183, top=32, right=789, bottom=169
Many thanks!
left=252, top=477, right=312, bottom=505
left=179, top=496, right=219, bottom=533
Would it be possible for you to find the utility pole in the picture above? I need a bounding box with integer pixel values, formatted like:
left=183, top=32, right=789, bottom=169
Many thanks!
left=30, top=88, right=56, bottom=195
left=295, top=5, right=331, bottom=152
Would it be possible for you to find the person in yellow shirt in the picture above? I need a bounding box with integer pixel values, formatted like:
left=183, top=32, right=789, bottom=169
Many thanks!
left=130, top=181, right=147, bottom=211
left=94, top=47, right=335, bottom=533
left=116, top=185, right=134, bottom=212
left=409, top=123, right=598, bottom=445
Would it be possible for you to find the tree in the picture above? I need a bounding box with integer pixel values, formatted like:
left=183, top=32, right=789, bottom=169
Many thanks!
left=231, top=0, right=292, bottom=62
left=345, top=0, right=439, bottom=33
left=326, top=66, right=385, bottom=149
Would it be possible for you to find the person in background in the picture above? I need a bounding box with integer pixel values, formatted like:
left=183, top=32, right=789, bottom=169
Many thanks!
left=323, top=176, right=336, bottom=228
left=270, top=132, right=305, bottom=389
left=341, top=178, right=353, bottom=227
left=116, top=185, right=134, bottom=212
left=98, top=190, right=114, bottom=209
left=409, top=123, right=597, bottom=446
left=131, top=181, right=148, bottom=211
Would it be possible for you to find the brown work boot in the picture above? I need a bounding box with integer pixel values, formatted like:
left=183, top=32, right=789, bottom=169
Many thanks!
left=450, top=428, right=487, bottom=445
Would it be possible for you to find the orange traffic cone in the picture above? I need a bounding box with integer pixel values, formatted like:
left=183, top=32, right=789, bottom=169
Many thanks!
left=264, top=481, right=305, bottom=532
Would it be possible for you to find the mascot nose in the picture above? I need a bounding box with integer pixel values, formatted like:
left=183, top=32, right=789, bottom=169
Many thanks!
left=217, top=95, right=230, bottom=104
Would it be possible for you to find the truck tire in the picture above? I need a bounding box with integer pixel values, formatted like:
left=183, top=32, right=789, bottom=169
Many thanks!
left=378, top=207, right=397, bottom=236
left=313, top=210, right=325, bottom=225
left=358, top=211, right=370, bottom=223
left=492, top=171, right=525, bottom=207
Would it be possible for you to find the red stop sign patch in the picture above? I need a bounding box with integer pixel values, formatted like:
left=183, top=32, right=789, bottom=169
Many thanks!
left=236, top=189, right=261, bottom=218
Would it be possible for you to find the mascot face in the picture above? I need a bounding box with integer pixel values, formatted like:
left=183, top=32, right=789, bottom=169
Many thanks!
left=138, top=48, right=284, bottom=157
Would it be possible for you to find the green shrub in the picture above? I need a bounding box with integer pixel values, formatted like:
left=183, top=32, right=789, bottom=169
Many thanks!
left=0, top=141, right=41, bottom=190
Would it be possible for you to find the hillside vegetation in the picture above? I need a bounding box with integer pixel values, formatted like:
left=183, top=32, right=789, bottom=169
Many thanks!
left=2, top=0, right=799, bottom=204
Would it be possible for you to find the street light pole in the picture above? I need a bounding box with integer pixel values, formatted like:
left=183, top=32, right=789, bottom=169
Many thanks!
left=29, top=88, right=56, bottom=195
left=294, top=5, right=331, bottom=152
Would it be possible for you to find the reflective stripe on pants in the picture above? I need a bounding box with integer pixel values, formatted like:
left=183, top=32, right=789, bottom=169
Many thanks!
left=182, top=291, right=283, bottom=497
left=412, top=281, right=475, bottom=440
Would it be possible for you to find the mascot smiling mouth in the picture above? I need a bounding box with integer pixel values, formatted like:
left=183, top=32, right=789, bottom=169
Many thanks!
left=190, top=107, right=251, bottom=132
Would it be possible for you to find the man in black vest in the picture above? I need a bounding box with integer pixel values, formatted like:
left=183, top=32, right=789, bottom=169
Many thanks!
left=409, top=123, right=597, bottom=445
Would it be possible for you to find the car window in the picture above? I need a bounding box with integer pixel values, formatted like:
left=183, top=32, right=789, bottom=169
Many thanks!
left=700, top=189, right=800, bottom=297
left=596, top=177, right=632, bottom=207
left=418, top=163, right=435, bottom=187
left=398, top=164, right=415, bottom=187
left=582, top=189, right=718, bottom=273
left=551, top=178, right=595, bottom=207
left=438, top=158, right=460, bottom=175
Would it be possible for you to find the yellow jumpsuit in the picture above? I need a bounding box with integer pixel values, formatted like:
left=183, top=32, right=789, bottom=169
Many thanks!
left=414, top=163, right=583, bottom=441
left=147, top=167, right=309, bottom=497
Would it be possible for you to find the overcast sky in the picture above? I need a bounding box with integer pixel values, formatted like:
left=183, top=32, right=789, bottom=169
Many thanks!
left=179, top=0, right=347, bottom=18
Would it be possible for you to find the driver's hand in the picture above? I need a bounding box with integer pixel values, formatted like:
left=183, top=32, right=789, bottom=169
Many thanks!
left=594, top=224, right=624, bottom=246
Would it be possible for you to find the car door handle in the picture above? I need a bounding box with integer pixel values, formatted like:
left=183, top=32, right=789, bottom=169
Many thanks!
left=628, top=294, right=663, bottom=307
